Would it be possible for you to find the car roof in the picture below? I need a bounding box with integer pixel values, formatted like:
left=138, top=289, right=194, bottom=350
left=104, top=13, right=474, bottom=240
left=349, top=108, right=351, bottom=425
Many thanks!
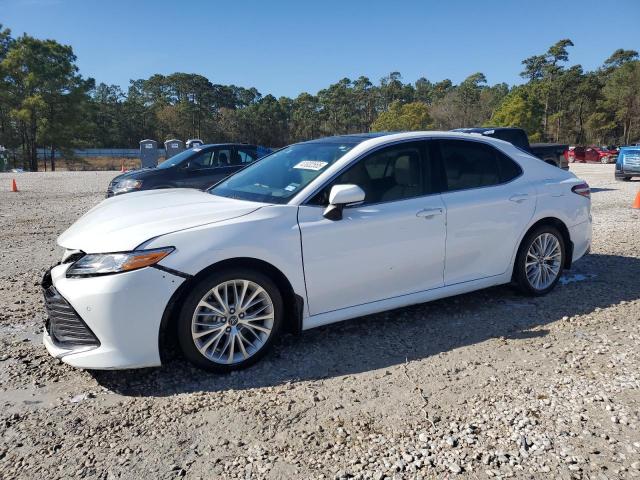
left=196, top=143, right=257, bottom=149
left=452, top=127, right=519, bottom=133
left=298, top=131, right=513, bottom=148
left=303, top=132, right=397, bottom=144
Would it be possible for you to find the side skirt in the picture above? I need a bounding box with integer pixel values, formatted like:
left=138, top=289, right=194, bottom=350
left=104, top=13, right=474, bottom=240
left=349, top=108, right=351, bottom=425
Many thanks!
left=302, top=274, right=509, bottom=331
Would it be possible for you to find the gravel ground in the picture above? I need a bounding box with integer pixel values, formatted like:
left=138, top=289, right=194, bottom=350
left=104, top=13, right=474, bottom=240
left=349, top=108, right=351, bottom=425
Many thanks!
left=0, top=165, right=639, bottom=480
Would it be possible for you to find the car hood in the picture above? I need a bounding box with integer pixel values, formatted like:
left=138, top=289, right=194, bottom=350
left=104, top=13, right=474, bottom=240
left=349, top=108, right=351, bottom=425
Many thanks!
left=58, top=189, right=264, bottom=253
left=110, top=167, right=163, bottom=183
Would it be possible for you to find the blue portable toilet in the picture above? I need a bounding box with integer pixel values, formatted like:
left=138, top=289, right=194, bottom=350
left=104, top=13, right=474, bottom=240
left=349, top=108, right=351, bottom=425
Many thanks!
left=139, top=139, right=159, bottom=168
left=164, top=139, right=185, bottom=158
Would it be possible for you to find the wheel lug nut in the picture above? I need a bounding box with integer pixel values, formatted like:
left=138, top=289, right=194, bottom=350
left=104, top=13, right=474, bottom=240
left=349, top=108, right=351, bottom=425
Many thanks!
left=226, top=327, right=231, bottom=332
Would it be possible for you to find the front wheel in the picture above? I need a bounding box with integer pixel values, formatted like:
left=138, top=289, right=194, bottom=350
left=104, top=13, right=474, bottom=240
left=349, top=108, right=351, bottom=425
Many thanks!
left=513, top=226, right=565, bottom=296
left=177, top=268, right=283, bottom=372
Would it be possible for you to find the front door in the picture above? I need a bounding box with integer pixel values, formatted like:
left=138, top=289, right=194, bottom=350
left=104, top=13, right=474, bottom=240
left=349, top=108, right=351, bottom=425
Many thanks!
left=298, top=141, right=446, bottom=315
left=179, top=147, right=236, bottom=189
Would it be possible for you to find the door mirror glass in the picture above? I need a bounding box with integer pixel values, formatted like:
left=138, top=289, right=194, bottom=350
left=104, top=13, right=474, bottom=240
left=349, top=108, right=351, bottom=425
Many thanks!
left=323, top=184, right=365, bottom=220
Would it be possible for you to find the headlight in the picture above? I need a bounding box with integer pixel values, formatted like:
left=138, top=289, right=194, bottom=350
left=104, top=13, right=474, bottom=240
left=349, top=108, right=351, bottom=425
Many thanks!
left=66, top=247, right=174, bottom=277
left=112, top=179, right=142, bottom=195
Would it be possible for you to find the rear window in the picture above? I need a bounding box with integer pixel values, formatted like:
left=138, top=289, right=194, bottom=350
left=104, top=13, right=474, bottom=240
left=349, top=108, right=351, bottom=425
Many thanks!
left=489, top=129, right=528, bottom=149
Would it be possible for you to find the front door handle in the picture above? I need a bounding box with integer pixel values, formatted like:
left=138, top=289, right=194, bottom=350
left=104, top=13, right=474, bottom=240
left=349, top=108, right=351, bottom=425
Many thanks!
left=509, top=193, right=529, bottom=203
left=416, top=208, right=443, bottom=218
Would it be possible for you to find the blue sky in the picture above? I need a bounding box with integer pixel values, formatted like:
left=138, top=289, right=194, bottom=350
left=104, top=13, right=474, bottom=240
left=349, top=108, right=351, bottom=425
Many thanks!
left=2, top=0, right=639, bottom=97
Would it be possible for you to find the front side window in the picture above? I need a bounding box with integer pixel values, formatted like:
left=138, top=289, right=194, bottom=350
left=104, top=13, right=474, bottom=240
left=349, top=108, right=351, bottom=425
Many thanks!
left=186, top=150, right=215, bottom=169
left=310, top=141, right=429, bottom=205
left=209, top=142, right=355, bottom=204
left=157, top=148, right=202, bottom=169
left=439, top=140, right=520, bottom=191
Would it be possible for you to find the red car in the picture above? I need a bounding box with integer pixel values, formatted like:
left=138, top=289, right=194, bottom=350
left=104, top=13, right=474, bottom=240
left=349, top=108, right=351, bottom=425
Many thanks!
left=570, top=146, right=618, bottom=164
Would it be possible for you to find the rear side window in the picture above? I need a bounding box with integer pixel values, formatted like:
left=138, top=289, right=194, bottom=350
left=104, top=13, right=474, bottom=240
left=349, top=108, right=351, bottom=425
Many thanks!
left=439, top=140, right=521, bottom=191
left=235, top=147, right=259, bottom=165
left=497, top=151, right=522, bottom=182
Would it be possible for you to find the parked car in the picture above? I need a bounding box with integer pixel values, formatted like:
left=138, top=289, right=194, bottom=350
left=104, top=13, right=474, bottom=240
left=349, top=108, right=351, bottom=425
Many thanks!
left=452, top=127, right=569, bottom=170
left=571, top=145, right=619, bottom=164
left=106, top=143, right=268, bottom=197
left=42, top=131, right=591, bottom=371
left=615, top=145, right=640, bottom=180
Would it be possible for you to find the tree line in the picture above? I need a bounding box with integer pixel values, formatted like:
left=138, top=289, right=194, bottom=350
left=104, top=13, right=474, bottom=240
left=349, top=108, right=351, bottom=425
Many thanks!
left=1, top=23, right=639, bottom=171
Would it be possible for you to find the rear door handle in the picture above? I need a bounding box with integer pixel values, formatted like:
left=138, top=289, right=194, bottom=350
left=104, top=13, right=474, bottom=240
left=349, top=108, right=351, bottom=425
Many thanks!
left=416, top=208, right=443, bottom=218
left=509, top=193, right=529, bottom=203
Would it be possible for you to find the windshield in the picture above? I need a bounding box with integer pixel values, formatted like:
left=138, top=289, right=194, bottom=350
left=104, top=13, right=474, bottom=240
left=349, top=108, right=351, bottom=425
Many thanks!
left=156, top=148, right=200, bottom=169
left=209, top=142, right=355, bottom=203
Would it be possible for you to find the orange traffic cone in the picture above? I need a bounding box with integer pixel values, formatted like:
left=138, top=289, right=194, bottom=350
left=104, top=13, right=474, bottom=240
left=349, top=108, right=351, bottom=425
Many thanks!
left=633, top=190, right=640, bottom=209
left=120, top=160, right=125, bottom=173
left=11, top=179, right=18, bottom=192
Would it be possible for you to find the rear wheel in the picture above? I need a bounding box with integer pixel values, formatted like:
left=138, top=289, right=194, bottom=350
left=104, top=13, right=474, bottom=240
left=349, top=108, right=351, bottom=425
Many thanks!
left=514, top=226, right=565, bottom=296
left=177, top=268, right=283, bottom=372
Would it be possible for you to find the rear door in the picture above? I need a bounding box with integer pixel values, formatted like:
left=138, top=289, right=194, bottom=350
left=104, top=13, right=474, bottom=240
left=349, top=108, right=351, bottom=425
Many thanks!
left=436, top=139, right=535, bottom=285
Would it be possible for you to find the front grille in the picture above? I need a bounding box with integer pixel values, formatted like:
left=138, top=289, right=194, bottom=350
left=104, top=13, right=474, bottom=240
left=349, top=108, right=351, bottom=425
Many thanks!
left=43, top=285, right=100, bottom=348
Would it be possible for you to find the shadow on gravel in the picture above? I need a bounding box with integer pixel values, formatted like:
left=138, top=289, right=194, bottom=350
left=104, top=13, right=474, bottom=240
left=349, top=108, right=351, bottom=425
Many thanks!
left=92, top=253, right=640, bottom=397
left=590, top=187, right=617, bottom=193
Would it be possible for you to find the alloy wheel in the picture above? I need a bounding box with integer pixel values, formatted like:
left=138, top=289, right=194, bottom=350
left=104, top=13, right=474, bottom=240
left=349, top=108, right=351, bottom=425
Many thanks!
left=191, top=279, right=274, bottom=364
left=525, top=233, right=562, bottom=291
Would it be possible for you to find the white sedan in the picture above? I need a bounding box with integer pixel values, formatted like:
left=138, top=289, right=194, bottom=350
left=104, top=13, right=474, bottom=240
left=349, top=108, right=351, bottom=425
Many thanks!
left=42, top=132, right=592, bottom=371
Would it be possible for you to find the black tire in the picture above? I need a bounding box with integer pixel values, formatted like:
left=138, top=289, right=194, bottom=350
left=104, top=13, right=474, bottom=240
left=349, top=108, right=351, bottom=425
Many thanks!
left=622, top=176, right=632, bottom=182
left=177, top=268, right=283, bottom=372
left=513, top=225, right=565, bottom=296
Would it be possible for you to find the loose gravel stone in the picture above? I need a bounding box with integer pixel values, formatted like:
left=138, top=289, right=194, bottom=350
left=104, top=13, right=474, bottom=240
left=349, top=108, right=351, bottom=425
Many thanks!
left=1, top=164, right=639, bottom=479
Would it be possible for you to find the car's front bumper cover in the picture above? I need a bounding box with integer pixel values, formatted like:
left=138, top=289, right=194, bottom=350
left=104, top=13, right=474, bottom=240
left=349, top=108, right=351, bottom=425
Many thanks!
left=42, top=262, right=185, bottom=369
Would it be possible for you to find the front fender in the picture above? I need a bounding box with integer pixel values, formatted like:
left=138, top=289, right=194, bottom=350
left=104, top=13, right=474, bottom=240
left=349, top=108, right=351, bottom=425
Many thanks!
left=143, top=204, right=307, bottom=303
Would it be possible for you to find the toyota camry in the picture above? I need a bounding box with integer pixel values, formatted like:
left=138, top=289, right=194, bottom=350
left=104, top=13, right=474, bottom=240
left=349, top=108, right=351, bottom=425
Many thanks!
left=42, top=131, right=592, bottom=371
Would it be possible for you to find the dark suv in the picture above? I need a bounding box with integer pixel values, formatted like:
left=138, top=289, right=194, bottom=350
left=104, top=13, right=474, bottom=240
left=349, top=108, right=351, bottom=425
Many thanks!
left=107, top=143, right=268, bottom=197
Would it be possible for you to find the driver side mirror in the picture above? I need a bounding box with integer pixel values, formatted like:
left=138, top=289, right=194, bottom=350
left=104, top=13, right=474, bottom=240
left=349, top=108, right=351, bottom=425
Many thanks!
left=323, top=184, right=365, bottom=220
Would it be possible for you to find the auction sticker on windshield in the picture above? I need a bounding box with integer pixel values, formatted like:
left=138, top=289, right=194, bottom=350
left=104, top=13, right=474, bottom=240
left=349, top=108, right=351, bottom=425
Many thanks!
left=293, top=160, right=328, bottom=171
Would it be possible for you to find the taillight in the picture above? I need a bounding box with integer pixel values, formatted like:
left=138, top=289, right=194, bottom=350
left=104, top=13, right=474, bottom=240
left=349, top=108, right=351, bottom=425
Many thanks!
left=572, top=182, right=590, bottom=199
